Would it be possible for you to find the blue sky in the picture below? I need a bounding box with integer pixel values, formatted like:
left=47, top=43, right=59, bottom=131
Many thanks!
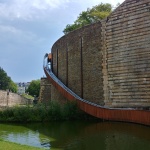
left=0, top=0, right=124, bottom=82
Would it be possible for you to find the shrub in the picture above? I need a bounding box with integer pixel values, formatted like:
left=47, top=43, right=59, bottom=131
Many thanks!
left=0, top=101, right=94, bottom=122
left=13, top=106, right=31, bottom=122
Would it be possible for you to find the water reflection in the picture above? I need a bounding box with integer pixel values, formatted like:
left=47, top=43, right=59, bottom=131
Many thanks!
left=0, top=121, right=150, bottom=150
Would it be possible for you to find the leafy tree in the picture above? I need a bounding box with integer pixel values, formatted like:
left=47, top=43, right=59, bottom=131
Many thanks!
left=63, top=3, right=112, bottom=34
left=0, top=67, right=17, bottom=92
left=8, top=80, right=17, bottom=93
left=0, top=67, right=10, bottom=90
left=26, top=79, right=40, bottom=97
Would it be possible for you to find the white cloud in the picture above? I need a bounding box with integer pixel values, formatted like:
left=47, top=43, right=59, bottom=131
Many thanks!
left=0, top=24, right=43, bottom=50
left=72, top=0, right=124, bottom=8
left=32, top=0, right=70, bottom=9
left=0, top=25, right=17, bottom=33
left=0, top=0, right=70, bottom=20
left=0, top=0, right=126, bottom=82
left=0, top=0, right=125, bottom=20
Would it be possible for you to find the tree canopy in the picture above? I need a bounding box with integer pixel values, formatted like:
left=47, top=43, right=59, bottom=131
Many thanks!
left=63, top=3, right=112, bottom=34
left=26, top=79, right=40, bottom=97
left=0, top=67, right=17, bottom=93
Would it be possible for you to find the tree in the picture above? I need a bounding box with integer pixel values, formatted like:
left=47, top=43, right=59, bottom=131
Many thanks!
left=63, top=3, right=112, bottom=34
left=0, top=67, right=17, bottom=92
left=0, top=67, right=10, bottom=90
left=8, top=80, right=17, bottom=93
left=26, top=79, right=40, bottom=97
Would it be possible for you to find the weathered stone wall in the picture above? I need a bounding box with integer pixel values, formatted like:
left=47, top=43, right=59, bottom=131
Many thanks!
left=39, top=78, right=51, bottom=103
left=0, top=90, right=30, bottom=107
left=52, top=36, right=68, bottom=85
left=82, top=23, right=104, bottom=105
left=105, top=0, right=150, bottom=107
left=39, top=77, right=67, bottom=103
left=48, top=0, right=150, bottom=108
left=51, top=84, right=67, bottom=103
left=52, top=22, right=104, bottom=105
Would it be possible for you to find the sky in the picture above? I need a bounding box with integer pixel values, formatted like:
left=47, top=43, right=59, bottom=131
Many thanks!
left=0, top=0, right=125, bottom=82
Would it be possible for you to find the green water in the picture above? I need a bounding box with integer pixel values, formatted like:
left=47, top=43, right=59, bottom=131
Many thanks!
left=0, top=121, right=150, bottom=150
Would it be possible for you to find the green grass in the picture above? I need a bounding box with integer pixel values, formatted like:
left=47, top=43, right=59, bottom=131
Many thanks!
left=0, top=139, right=44, bottom=150
left=22, top=93, right=34, bottom=100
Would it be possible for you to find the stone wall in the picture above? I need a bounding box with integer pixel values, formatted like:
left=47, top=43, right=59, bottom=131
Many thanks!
left=105, top=0, right=150, bottom=107
left=39, top=78, right=51, bottom=103
left=51, top=84, right=67, bottom=104
left=48, top=0, right=150, bottom=108
left=0, top=90, right=30, bottom=107
left=39, top=77, right=67, bottom=103
left=52, top=22, right=104, bottom=105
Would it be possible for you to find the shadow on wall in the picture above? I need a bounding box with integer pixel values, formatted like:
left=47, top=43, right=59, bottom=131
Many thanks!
left=0, top=90, right=32, bottom=107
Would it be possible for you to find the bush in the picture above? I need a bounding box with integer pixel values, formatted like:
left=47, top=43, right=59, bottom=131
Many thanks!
left=1, top=107, right=14, bottom=121
left=62, top=101, right=80, bottom=120
left=0, top=101, right=94, bottom=122
left=31, top=103, right=47, bottom=121
left=47, top=101, right=62, bottom=120
left=13, top=106, right=31, bottom=122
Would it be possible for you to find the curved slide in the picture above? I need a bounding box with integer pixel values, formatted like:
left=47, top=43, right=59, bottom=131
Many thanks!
left=43, top=54, right=150, bottom=126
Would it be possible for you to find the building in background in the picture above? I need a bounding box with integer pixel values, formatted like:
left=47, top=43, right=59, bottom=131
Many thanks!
left=15, top=82, right=30, bottom=94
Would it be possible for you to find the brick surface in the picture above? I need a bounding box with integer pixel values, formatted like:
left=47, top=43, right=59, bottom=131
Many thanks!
left=105, top=0, right=150, bottom=107
left=48, top=0, right=150, bottom=108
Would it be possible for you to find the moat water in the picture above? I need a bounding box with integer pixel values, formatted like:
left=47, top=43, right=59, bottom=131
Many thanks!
left=0, top=121, right=150, bottom=150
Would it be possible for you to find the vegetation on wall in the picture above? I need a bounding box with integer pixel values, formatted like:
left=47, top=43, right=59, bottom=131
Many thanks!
left=26, top=79, right=40, bottom=97
left=22, top=93, right=34, bottom=100
left=63, top=3, right=112, bottom=34
left=0, top=67, right=17, bottom=93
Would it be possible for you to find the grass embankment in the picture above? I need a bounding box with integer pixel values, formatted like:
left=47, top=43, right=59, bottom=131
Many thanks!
left=0, top=101, right=93, bottom=122
left=21, top=94, right=34, bottom=100
left=0, top=139, right=43, bottom=150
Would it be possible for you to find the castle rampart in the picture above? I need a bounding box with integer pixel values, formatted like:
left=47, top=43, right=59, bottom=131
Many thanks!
left=48, top=0, right=150, bottom=108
